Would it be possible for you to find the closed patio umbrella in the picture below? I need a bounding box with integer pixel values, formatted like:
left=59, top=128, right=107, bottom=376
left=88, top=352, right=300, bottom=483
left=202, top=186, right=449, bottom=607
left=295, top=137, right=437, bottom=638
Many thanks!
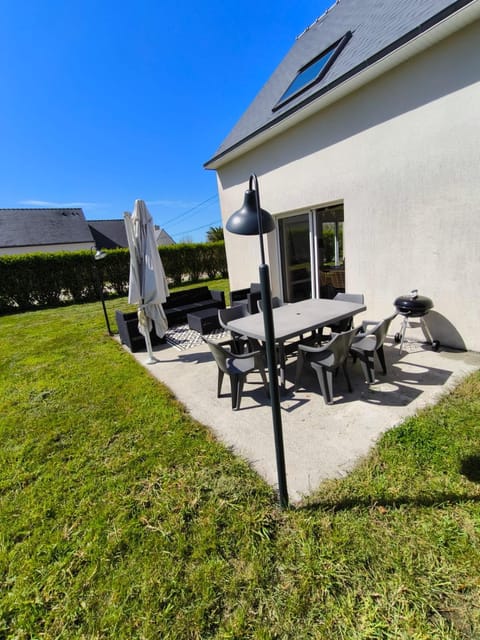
left=124, top=199, right=169, bottom=364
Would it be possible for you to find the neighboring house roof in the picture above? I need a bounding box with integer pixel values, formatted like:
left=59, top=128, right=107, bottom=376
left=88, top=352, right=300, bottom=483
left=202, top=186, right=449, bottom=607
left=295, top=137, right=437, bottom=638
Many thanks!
left=88, top=219, right=129, bottom=250
left=156, top=228, right=175, bottom=246
left=0, top=208, right=176, bottom=253
left=89, top=219, right=175, bottom=249
left=205, top=0, right=477, bottom=167
left=0, top=208, right=94, bottom=249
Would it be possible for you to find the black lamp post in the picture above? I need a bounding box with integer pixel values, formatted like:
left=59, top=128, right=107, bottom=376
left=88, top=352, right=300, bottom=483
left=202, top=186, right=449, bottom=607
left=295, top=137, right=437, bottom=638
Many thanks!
left=92, top=248, right=113, bottom=336
left=226, top=174, right=288, bottom=508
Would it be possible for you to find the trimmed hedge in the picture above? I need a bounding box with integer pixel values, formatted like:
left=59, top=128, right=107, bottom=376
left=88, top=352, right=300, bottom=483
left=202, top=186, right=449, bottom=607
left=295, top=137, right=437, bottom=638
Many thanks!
left=159, top=241, right=227, bottom=286
left=0, top=241, right=227, bottom=313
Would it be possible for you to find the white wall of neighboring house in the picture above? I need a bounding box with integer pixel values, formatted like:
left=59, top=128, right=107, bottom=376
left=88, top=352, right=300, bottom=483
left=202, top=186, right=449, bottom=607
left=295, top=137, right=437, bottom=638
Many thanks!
left=0, top=242, right=94, bottom=255
left=214, top=19, right=480, bottom=352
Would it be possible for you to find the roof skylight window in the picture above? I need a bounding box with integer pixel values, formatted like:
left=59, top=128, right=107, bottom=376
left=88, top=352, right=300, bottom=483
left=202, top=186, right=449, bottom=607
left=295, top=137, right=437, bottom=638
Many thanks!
left=274, top=31, right=352, bottom=110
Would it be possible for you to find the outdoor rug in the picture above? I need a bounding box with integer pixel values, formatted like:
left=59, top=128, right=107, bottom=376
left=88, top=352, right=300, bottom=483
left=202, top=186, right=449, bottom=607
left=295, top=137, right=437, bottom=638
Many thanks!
left=165, top=324, right=228, bottom=351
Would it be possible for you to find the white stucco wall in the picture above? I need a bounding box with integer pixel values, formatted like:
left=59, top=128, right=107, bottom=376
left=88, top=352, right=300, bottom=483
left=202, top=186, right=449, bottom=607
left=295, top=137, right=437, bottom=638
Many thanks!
left=213, top=19, right=480, bottom=351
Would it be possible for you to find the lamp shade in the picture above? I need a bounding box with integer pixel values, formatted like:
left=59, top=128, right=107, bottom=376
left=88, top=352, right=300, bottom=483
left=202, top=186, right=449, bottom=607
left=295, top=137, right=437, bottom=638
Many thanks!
left=94, top=249, right=107, bottom=261
left=226, top=189, right=275, bottom=236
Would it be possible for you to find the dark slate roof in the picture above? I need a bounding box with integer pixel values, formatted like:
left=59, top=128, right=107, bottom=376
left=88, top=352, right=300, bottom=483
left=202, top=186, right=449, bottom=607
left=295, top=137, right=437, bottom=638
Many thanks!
left=206, top=0, right=473, bottom=165
left=88, top=219, right=129, bottom=250
left=156, top=228, right=175, bottom=246
left=0, top=208, right=94, bottom=248
left=88, top=219, right=175, bottom=249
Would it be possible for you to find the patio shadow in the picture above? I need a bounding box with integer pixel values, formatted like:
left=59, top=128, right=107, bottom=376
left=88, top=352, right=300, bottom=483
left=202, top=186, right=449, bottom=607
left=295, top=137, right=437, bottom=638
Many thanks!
left=287, top=354, right=453, bottom=408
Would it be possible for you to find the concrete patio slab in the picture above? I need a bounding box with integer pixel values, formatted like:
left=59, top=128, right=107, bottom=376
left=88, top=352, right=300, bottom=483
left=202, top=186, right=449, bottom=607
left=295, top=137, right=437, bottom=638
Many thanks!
left=120, top=326, right=480, bottom=504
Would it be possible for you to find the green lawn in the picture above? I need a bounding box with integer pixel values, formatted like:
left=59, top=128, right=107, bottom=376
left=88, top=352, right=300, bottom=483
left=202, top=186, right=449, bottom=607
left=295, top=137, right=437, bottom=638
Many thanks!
left=1, top=282, right=480, bottom=639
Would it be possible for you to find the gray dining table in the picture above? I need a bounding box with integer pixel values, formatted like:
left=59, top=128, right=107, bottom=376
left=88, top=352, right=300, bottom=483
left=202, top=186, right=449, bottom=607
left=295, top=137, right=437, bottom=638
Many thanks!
left=227, top=297, right=366, bottom=389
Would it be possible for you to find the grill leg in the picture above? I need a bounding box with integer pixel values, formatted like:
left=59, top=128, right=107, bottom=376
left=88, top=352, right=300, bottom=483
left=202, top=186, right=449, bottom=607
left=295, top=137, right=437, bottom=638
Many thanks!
left=398, top=316, right=409, bottom=353
left=397, top=313, right=438, bottom=352
left=420, top=316, right=433, bottom=345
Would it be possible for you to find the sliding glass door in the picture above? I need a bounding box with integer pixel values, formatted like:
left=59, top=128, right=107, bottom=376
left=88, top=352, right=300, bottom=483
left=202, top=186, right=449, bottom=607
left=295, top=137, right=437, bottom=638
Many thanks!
left=316, top=205, right=344, bottom=295
left=279, top=204, right=344, bottom=302
left=279, top=214, right=312, bottom=302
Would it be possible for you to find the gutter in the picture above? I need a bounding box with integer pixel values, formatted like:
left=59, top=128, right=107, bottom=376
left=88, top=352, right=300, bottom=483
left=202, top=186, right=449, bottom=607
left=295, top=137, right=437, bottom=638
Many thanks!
left=205, top=0, right=480, bottom=170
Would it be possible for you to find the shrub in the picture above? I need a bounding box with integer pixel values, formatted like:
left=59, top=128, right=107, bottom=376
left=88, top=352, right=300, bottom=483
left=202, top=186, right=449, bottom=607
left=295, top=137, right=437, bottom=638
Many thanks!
left=0, top=242, right=227, bottom=312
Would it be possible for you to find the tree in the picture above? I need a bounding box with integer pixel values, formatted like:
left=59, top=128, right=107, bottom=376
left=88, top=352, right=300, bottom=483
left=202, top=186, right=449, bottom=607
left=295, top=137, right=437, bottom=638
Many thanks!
left=206, top=226, right=224, bottom=242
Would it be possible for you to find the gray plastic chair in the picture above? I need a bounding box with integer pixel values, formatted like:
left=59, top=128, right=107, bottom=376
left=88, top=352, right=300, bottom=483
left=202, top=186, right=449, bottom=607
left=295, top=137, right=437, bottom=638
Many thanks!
left=218, top=306, right=250, bottom=353
left=324, top=292, right=365, bottom=334
left=229, top=283, right=261, bottom=314
left=257, top=296, right=283, bottom=312
left=294, top=327, right=359, bottom=404
left=334, top=292, right=365, bottom=305
left=256, top=297, right=304, bottom=358
left=202, top=337, right=268, bottom=410
left=350, top=313, right=397, bottom=383
left=247, top=283, right=262, bottom=314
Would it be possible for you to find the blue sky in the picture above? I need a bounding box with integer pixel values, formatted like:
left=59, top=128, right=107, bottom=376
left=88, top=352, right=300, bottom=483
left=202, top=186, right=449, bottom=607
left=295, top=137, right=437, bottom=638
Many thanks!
left=0, top=1, right=332, bottom=242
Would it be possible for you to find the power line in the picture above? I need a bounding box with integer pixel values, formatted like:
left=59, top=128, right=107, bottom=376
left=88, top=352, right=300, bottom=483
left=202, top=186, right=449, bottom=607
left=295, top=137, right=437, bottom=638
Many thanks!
left=171, top=218, right=222, bottom=239
left=161, top=194, right=219, bottom=227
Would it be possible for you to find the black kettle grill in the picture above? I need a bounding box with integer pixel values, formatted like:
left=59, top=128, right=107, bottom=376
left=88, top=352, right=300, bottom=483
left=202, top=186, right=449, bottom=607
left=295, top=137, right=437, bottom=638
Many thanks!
left=393, top=289, right=439, bottom=352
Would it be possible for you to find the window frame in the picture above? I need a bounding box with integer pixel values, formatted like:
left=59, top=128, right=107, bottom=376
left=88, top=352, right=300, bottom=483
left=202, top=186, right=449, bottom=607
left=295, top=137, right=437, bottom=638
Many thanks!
left=273, top=31, right=352, bottom=112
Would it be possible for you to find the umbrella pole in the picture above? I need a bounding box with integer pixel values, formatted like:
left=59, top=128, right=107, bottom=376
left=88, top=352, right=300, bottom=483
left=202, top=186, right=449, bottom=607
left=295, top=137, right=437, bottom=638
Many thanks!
left=139, top=302, right=159, bottom=365
left=144, top=329, right=158, bottom=365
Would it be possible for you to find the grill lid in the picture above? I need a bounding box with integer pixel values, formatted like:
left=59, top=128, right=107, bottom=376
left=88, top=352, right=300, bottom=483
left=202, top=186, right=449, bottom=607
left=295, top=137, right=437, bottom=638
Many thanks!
left=394, top=289, right=433, bottom=317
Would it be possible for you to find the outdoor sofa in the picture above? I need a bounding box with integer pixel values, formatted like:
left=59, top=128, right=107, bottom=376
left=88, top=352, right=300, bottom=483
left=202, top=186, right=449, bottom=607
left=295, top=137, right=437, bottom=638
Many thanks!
left=115, top=310, right=166, bottom=353
left=162, top=286, right=225, bottom=325
left=116, top=286, right=225, bottom=352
